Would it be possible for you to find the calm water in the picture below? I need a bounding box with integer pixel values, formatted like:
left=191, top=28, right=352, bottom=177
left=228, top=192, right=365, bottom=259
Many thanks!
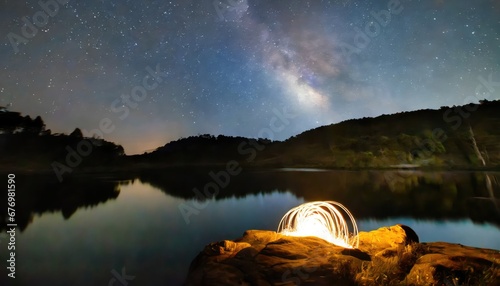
left=1, top=170, right=499, bottom=285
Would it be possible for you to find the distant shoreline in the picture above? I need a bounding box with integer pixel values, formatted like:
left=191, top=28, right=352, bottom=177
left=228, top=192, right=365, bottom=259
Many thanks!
left=2, top=164, right=500, bottom=178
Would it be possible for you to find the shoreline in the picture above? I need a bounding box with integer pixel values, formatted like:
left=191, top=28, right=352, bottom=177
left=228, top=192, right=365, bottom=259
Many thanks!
left=2, top=163, right=500, bottom=176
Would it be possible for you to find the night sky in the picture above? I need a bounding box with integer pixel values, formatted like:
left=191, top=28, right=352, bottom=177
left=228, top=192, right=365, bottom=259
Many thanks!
left=1, top=0, right=499, bottom=154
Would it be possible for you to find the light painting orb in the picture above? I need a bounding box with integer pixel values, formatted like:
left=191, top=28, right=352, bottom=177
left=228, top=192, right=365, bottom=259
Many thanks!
left=277, top=201, right=359, bottom=248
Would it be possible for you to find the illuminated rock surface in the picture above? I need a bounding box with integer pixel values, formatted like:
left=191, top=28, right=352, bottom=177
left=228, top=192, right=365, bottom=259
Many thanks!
left=185, top=225, right=499, bottom=285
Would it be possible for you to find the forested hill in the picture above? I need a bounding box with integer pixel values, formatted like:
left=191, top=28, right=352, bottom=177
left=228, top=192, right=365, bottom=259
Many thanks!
left=0, top=110, right=124, bottom=172
left=137, top=100, right=500, bottom=169
left=2, top=99, right=500, bottom=172
left=261, top=99, right=500, bottom=168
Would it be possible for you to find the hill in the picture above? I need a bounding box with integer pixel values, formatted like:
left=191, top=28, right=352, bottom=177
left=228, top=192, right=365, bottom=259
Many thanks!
left=2, top=100, right=500, bottom=173
left=140, top=99, right=500, bottom=169
left=132, top=134, right=271, bottom=167
left=262, top=99, right=500, bottom=168
left=0, top=110, right=125, bottom=174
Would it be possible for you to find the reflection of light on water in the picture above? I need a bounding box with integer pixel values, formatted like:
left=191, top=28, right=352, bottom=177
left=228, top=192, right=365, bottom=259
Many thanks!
left=277, top=201, right=359, bottom=248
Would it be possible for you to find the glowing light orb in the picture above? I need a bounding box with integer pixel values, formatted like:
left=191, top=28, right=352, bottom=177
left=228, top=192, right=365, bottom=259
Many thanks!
left=277, top=201, right=359, bottom=248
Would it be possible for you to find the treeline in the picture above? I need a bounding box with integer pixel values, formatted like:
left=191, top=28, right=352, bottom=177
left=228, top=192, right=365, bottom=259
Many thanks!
left=266, top=99, right=500, bottom=168
left=132, top=134, right=272, bottom=166
left=0, top=110, right=124, bottom=171
left=140, top=99, right=500, bottom=169
left=2, top=99, right=500, bottom=172
left=0, top=111, right=48, bottom=135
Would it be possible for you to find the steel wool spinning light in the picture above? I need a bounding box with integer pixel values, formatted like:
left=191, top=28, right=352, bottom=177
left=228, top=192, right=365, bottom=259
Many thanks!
left=277, top=201, right=359, bottom=248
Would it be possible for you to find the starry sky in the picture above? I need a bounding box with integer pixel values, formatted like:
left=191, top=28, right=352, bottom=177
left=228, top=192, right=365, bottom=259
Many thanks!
left=1, top=0, right=499, bottom=154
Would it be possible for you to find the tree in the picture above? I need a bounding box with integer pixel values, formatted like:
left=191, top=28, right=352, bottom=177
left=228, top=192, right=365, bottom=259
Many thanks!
left=69, top=128, right=83, bottom=138
left=0, top=111, right=23, bottom=133
left=24, top=115, right=45, bottom=134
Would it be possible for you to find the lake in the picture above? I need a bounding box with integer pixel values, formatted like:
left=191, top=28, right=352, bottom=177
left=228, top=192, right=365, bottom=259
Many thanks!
left=1, top=169, right=499, bottom=285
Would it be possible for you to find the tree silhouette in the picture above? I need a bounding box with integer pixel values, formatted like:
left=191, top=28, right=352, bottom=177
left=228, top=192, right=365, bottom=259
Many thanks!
left=24, top=115, right=45, bottom=134
left=0, top=111, right=24, bottom=133
left=69, top=128, right=83, bottom=138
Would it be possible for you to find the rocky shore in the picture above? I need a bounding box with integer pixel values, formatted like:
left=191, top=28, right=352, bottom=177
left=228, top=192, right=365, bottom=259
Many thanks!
left=186, top=225, right=499, bottom=285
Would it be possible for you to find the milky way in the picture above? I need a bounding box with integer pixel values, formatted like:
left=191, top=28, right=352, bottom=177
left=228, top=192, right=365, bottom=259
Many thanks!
left=1, top=0, right=499, bottom=154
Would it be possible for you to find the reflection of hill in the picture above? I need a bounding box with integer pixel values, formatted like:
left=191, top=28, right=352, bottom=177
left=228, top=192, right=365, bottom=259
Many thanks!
left=136, top=168, right=288, bottom=199
left=0, top=174, right=123, bottom=232
left=138, top=169, right=500, bottom=226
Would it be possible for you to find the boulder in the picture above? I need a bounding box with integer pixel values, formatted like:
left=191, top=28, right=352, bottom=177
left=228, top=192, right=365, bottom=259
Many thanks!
left=185, top=225, right=500, bottom=285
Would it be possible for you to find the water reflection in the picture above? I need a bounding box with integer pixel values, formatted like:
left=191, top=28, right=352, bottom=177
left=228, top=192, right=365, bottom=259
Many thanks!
left=2, top=170, right=499, bottom=233
left=1, top=170, right=498, bottom=285
left=138, top=169, right=500, bottom=226
left=468, top=173, right=500, bottom=223
left=1, top=180, right=303, bottom=286
left=0, top=174, right=123, bottom=232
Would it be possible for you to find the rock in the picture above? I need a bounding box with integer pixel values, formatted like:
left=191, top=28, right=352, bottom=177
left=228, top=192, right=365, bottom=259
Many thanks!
left=357, top=224, right=413, bottom=255
left=406, top=242, right=500, bottom=285
left=185, top=225, right=500, bottom=285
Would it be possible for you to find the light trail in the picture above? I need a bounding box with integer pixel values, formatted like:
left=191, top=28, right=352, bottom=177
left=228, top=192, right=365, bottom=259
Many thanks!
left=277, top=201, right=359, bottom=248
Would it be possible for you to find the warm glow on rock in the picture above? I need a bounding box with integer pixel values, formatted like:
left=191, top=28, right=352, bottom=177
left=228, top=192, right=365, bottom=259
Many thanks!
left=277, top=201, right=359, bottom=248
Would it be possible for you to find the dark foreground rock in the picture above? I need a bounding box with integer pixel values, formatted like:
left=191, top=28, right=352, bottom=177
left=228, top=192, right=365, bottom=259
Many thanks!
left=186, top=225, right=499, bottom=285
